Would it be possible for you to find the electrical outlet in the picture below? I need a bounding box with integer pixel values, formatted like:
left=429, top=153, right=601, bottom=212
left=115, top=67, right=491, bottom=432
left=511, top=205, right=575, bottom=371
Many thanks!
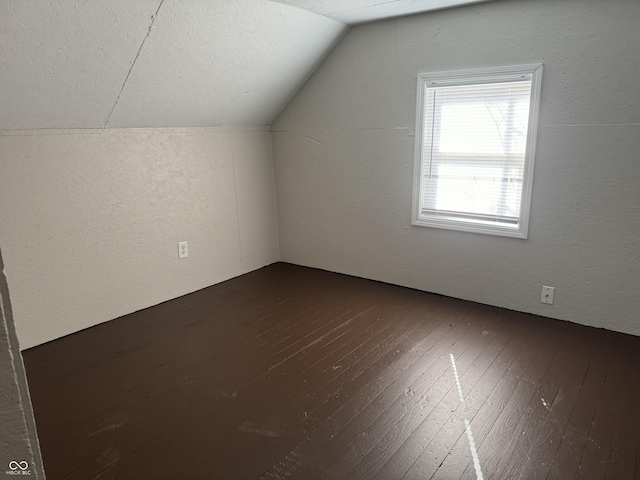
left=178, top=241, right=188, bottom=259
left=541, top=286, right=554, bottom=304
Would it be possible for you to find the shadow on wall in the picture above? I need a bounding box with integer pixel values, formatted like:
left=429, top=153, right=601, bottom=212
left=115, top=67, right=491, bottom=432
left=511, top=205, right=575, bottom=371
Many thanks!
left=0, top=248, right=46, bottom=478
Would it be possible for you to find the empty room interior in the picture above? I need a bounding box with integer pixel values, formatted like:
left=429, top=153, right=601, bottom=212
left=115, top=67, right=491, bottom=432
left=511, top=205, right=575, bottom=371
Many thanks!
left=1, top=0, right=640, bottom=478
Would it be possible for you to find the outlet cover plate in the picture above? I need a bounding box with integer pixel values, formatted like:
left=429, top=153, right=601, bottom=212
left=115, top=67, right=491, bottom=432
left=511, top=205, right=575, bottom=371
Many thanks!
left=541, top=285, right=554, bottom=304
left=178, top=241, right=188, bottom=259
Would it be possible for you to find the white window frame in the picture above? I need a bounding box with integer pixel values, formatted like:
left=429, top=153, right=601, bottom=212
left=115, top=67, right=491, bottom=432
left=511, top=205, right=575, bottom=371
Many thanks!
left=412, top=64, right=543, bottom=239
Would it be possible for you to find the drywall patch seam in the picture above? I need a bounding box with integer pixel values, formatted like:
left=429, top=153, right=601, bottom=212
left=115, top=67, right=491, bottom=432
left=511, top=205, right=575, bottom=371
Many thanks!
left=230, top=133, right=245, bottom=271
left=103, top=0, right=166, bottom=127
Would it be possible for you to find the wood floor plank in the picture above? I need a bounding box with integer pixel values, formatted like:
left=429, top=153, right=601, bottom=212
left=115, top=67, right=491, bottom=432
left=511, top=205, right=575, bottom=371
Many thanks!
left=20, top=263, right=640, bottom=480
left=352, top=308, right=519, bottom=480
left=235, top=297, right=461, bottom=480
left=513, top=326, right=599, bottom=480
left=603, top=335, right=640, bottom=480
left=374, top=310, right=530, bottom=480
left=27, top=284, right=315, bottom=425
left=61, top=283, right=429, bottom=478
left=319, top=307, right=514, bottom=480
left=37, top=296, right=336, bottom=435
left=575, top=335, right=632, bottom=480
left=260, top=300, right=472, bottom=479
left=476, top=318, right=572, bottom=480
left=352, top=312, right=517, bottom=480
left=403, top=311, right=553, bottom=480
left=57, top=305, right=387, bottom=479
left=545, top=332, right=615, bottom=479
left=433, top=315, right=567, bottom=480
left=94, top=304, right=429, bottom=478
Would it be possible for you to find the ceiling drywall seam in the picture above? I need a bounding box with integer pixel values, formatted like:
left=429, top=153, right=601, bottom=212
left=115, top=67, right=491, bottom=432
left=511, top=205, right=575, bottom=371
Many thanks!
left=103, top=0, right=165, bottom=128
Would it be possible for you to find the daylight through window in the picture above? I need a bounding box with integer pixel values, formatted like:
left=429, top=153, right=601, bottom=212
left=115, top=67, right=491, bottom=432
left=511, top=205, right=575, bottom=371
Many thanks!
left=412, top=64, right=543, bottom=238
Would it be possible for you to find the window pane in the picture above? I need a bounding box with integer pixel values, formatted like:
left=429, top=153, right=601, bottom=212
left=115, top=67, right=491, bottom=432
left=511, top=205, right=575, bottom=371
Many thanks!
left=422, top=162, right=523, bottom=217
left=413, top=65, right=542, bottom=237
left=422, top=79, right=531, bottom=220
left=438, top=97, right=530, bottom=155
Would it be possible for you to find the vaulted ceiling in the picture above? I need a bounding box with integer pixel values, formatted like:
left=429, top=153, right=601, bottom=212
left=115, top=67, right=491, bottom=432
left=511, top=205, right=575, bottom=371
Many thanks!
left=0, top=0, right=493, bottom=130
left=272, top=0, right=496, bottom=24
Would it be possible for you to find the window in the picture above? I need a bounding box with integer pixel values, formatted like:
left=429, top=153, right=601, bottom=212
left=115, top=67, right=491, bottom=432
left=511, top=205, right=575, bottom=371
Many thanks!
left=412, top=64, right=543, bottom=238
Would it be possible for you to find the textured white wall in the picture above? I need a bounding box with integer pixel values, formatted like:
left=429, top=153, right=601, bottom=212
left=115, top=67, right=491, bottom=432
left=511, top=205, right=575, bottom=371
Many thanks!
left=272, top=0, right=640, bottom=336
left=0, top=127, right=279, bottom=349
left=0, top=250, right=45, bottom=478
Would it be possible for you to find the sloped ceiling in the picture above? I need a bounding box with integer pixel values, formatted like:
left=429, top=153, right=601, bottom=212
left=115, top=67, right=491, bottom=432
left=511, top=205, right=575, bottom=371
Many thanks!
left=270, top=0, right=496, bottom=24
left=0, top=0, right=347, bottom=129
left=0, top=0, right=494, bottom=130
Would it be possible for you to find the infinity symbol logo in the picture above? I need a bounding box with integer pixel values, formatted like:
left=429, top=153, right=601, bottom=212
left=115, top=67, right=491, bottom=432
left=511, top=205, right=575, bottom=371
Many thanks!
left=8, top=461, right=29, bottom=470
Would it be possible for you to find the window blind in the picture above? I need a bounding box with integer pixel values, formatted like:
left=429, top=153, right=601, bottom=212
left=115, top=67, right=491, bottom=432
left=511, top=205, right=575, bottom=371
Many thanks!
left=420, top=78, right=533, bottom=224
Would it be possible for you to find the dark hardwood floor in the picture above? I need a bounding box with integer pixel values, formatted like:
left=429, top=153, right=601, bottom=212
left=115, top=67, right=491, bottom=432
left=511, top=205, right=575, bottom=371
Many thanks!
left=22, top=263, right=640, bottom=479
